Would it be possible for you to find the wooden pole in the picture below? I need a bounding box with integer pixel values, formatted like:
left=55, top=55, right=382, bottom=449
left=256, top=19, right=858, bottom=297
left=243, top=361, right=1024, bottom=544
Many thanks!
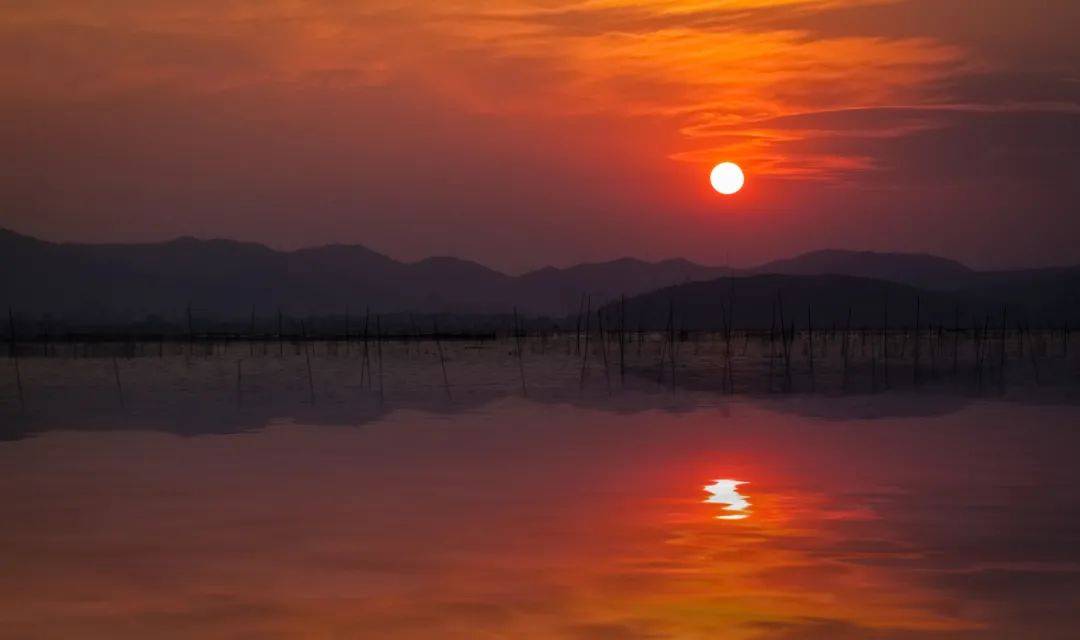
left=112, top=356, right=124, bottom=409
left=768, top=299, right=776, bottom=391
left=807, top=303, right=814, bottom=390
left=376, top=315, right=384, bottom=402
left=597, top=309, right=611, bottom=393
left=361, top=308, right=371, bottom=388
left=668, top=299, right=677, bottom=392
left=513, top=307, right=527, bottom=396
left=278, top=309, right=284, bottom=358
left=913, top=296, right=921, bottom=385
left=953, top=304, right=960, bottom=376
left=843, top=306, right=852, bottom=389
left=575, top=293, right=585, bottom=356
left=882, top=293, right=889, bottom=388
left=619, top=295, right=626, bottom=384
left=9, top=310, right=23, bottom=411
left=433, top=318, right=451, bottom=401
left=187, top=302, right=194, bottom=357
left=301, top=320, right=315, bottom=404
left=579, top=295, right=591, bottom=389
left=7, top=308, right=15, bottom=359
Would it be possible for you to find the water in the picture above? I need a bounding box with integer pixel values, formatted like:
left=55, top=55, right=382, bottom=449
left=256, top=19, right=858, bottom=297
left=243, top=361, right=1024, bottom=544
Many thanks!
left=2, top=375, right=1080, bottom=638
left=2, top=342, right=1079, bottom=637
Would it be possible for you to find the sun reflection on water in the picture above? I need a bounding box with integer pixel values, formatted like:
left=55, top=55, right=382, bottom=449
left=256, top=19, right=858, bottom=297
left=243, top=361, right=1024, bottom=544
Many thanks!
left=703, top=478, right=751, bottom=520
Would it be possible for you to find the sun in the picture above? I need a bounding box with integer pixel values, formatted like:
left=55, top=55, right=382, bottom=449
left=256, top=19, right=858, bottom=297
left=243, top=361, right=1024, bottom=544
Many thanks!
left=710, top=162, right=745, bottom=195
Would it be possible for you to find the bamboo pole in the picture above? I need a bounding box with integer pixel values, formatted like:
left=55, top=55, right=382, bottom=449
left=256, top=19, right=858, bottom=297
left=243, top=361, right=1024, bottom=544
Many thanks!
left=301, top=320, right=315, bottom=404
left=376, top=315, right=384, bottom=402
left=433, top=318, right=451, bottom=401
left=579, top=295, right=591, bottom=390
left=807, top=303, right=814, bottom=391
left=668, top=299, right=677, bottom=392
left=882, top=293, right=889, bottom=388
left=619, top=295, right=626, bottom=385
left=513, top=307, right=527, bottom=396
left=842, top=306, right=852, bottom=389
left=9, top=309, right=24, bottom=411
left=112, top=356, right=124, bottom=409
left=597, top=309, right=611, bottom=393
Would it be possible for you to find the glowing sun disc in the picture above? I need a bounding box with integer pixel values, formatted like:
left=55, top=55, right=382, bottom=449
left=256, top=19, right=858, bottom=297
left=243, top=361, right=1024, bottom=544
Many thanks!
left=710, top=162, right=745, bottom=195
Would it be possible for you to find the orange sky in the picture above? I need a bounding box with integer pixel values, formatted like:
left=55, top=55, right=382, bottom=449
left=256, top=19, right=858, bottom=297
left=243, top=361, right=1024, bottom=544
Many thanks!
left=1, top=1, right=1078, bottom=269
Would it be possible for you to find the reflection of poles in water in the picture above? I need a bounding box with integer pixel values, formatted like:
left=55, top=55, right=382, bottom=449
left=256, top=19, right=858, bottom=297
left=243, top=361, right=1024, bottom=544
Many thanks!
left=236, top=358, right=243, bottom=407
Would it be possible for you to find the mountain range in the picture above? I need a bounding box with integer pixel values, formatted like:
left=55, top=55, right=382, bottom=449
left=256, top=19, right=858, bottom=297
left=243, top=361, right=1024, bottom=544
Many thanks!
left=2, top=228, right=1077, bottom=326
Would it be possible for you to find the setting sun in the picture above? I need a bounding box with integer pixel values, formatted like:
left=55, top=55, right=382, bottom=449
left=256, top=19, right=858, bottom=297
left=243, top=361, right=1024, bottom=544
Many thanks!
left=704, top=478, right=751, bottom=520
left=710, top=162, right=745, bottom=195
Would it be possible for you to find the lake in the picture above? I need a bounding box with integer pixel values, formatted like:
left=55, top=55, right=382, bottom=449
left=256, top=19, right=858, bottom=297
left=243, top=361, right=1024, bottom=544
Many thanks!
left=2, top=352, right=1080, bottom=639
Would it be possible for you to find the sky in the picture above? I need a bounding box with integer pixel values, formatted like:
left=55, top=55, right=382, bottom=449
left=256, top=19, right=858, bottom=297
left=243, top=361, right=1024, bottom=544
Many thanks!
left=2, top=0, right=1079, bottom=271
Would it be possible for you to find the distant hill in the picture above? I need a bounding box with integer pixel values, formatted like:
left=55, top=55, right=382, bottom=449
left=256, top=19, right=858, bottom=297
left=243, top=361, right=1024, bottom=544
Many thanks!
left=752, top=250, right=974, bottom=289
left=516, top=258, right=731, bottom=316
left=3, top=229, right=1076, bottom=326
left=600, top=272, right=1080, bottom=330
left=0, top=229, right=729, bottom=322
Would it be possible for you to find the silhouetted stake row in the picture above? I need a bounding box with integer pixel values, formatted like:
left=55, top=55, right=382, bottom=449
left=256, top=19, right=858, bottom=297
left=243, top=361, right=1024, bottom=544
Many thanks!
left=5, top=297, right=1078, bottom=416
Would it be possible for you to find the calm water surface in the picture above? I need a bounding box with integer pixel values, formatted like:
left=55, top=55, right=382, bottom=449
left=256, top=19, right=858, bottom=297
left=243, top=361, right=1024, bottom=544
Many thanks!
left=2, top=395, right=1079, bottom=639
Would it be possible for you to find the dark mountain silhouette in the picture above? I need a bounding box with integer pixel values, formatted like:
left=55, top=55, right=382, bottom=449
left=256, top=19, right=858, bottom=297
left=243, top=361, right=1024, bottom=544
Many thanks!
left=601, top=271, right=1080, bottom=330
left=0, top=229, right=728, bottom=321
left=752, top=249, right=974, bottom=289
left=3, top=229, right=1076, bottom=326
left=516, top=258, right=731, bottom=316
